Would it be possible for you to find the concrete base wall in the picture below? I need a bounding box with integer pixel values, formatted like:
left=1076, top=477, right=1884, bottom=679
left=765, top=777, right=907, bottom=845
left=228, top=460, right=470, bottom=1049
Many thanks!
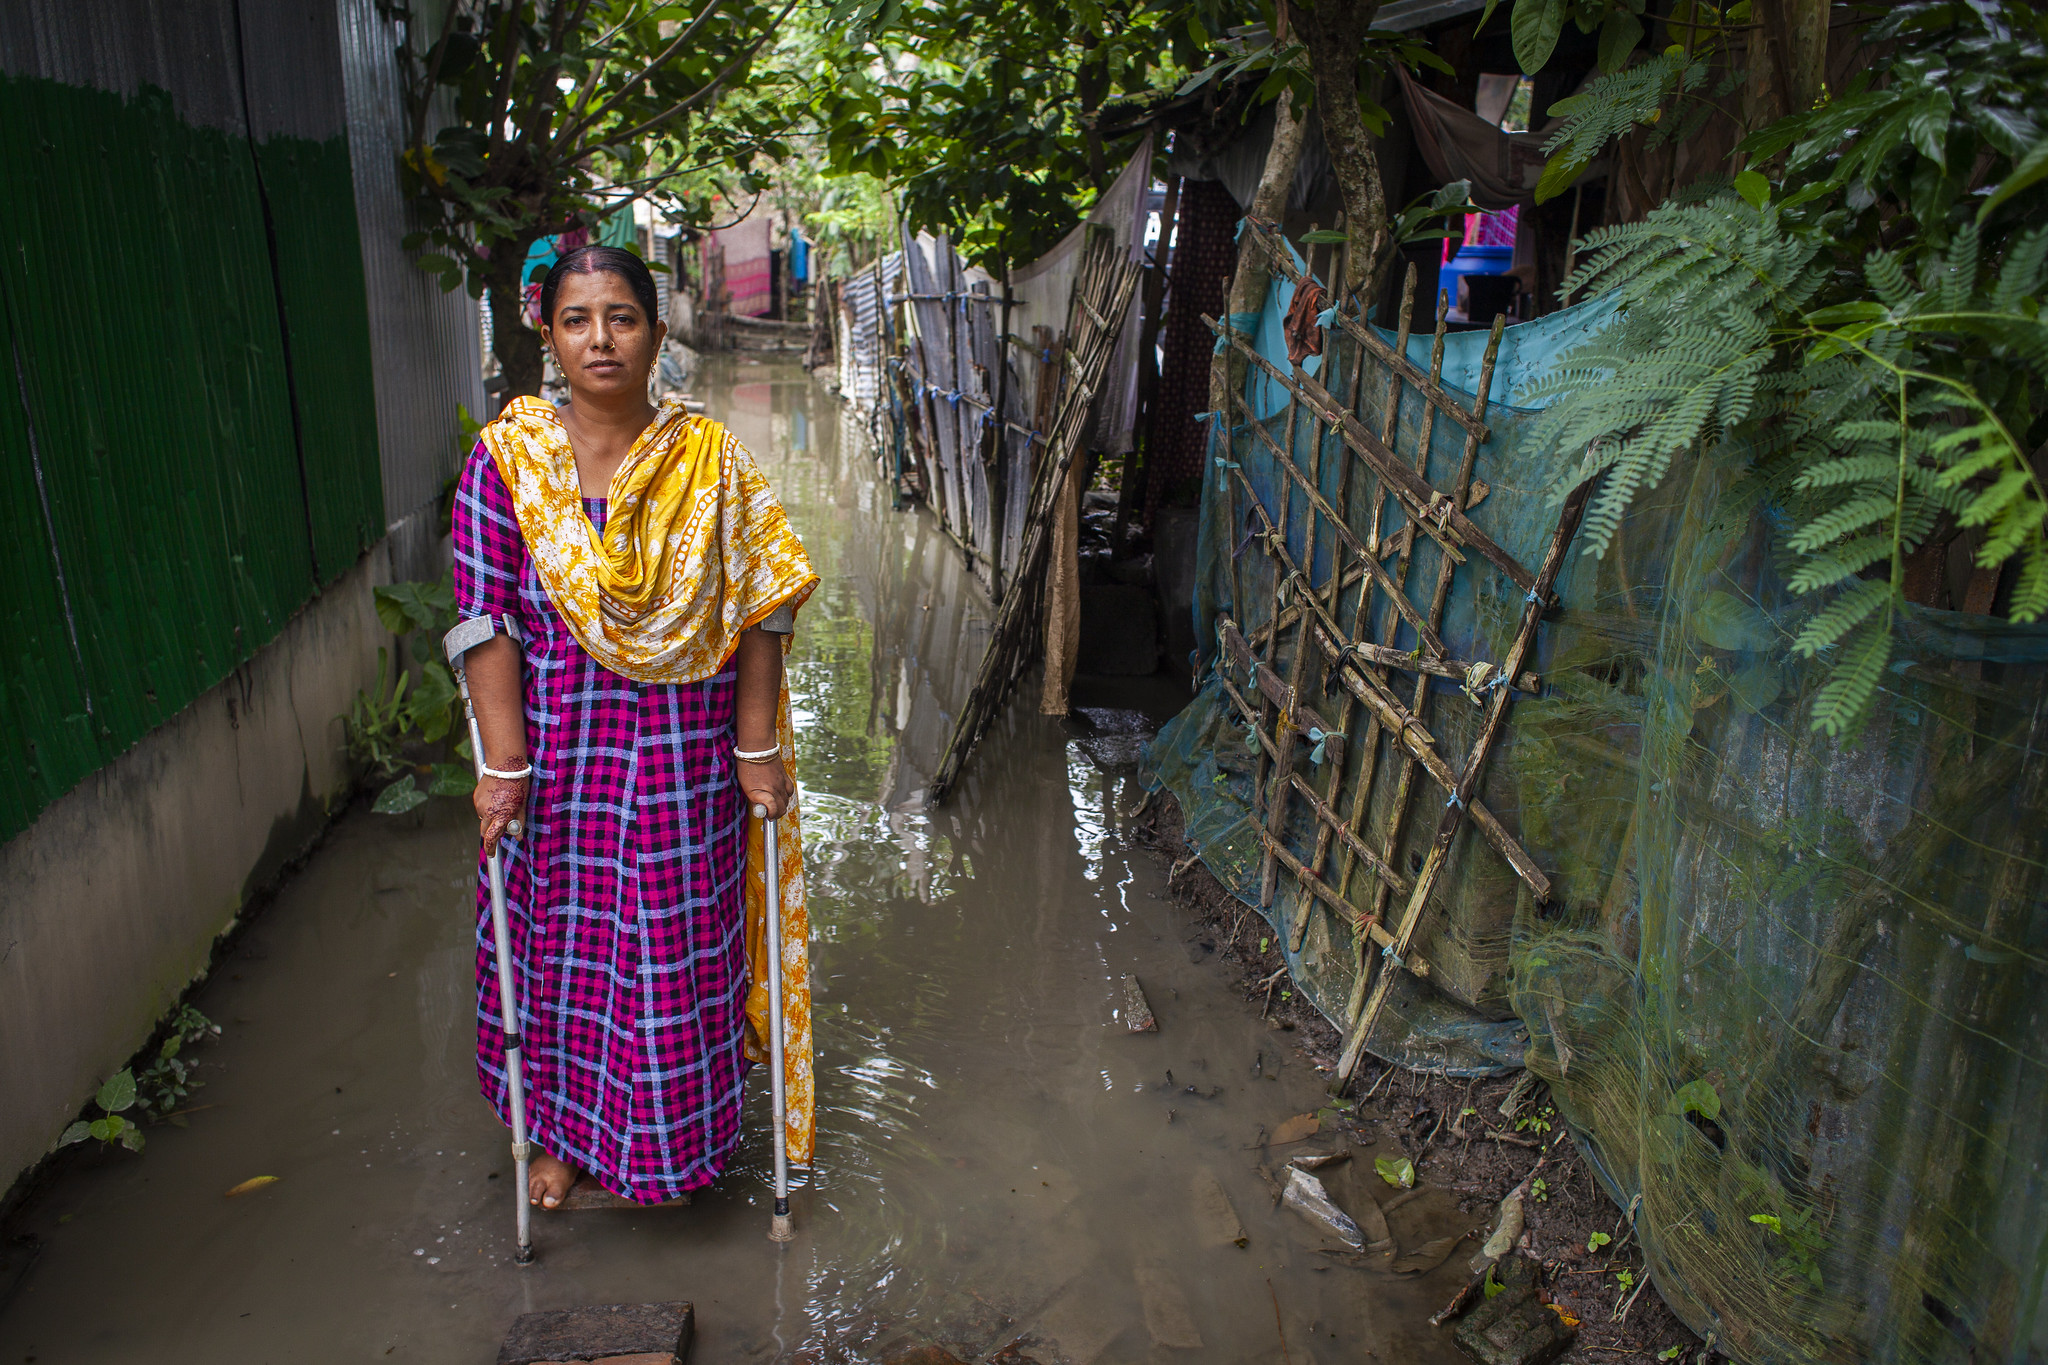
left=0, top=513, right=436, bottom=1191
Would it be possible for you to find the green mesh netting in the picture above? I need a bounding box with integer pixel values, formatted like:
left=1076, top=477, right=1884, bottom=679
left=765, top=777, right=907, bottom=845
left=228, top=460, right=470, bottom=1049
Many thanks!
left=1142, top=298, right=2048, bottom=1362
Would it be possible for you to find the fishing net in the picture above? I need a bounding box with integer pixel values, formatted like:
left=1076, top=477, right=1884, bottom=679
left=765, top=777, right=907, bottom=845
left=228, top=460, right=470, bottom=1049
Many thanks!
left=1142, top=281, right=2048, bottom=1361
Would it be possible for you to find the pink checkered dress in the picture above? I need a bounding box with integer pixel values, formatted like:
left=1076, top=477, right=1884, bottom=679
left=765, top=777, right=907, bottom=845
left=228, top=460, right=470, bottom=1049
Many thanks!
left=453, top=444, right=750, bottom=1204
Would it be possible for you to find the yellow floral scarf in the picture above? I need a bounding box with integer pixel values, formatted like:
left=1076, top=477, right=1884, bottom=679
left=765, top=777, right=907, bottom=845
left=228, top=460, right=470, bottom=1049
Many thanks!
left=480, top=395, right=820, bottom=1164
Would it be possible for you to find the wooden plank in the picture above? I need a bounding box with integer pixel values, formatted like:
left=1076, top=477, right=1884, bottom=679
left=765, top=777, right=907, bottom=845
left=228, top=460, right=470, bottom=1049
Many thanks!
left=1337, top=476, right=1595, bottom=1085
left=1250, top=825, right=1432, bottom=979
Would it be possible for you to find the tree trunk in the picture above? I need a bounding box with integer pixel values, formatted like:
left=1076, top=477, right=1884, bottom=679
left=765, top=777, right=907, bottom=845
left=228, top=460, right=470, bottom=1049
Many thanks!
left=1289, top=0, right=1390, bottom=301
left=1746, top=0, right=1829, bottom=129
left=1206, top=87, right=1309, bottom=425
left=485, top=235, right=547, bottom=398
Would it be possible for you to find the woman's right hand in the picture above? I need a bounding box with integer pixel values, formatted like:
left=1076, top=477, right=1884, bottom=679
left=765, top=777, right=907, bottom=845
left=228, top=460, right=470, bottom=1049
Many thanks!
left=475, top=773, right=530, bottom=856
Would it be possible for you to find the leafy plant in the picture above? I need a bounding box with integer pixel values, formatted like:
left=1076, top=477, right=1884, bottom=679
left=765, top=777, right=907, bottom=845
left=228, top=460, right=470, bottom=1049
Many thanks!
left=134, top=1005, right=220, bottom=1118
left=1588, top=1230, right=1612, bottom=1252
left=1616, top=1267, right=1636, bottom=1292
left=58, top=1071, right=145, bottom=1154
left=1522, top=2, right=2048, bottom=735
left=346, top=580, right=478, bottom=812
left=1517, top=1104, right=1555, bottom=1134
left=1750, top=1208, right=1826, bottom=1288
left=388, top=0, right=809, bottom=394
left=1532, top=1176, right=1550, bottom=1202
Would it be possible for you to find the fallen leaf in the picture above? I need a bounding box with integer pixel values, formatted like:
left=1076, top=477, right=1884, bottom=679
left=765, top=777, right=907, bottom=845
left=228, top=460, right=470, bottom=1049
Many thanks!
left=1392, top=1234, right=1465, bottom=1274
left=1270, top=1113, right=1320, bottom=1145
left=225, top=1176, right=279, bottom=1198
left=1549, top=1302, right=1582, bottom=1329
left=1374, top=1155, right=1415, bottom=1188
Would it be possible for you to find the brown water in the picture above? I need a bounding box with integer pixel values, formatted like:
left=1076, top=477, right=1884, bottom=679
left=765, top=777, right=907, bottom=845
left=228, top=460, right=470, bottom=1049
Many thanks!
left=0, top=358, right=1472, bottom=1363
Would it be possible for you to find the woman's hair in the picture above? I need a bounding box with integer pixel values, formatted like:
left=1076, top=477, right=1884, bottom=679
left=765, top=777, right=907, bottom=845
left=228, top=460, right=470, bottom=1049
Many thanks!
left=538, top=244, right=660, bottom=331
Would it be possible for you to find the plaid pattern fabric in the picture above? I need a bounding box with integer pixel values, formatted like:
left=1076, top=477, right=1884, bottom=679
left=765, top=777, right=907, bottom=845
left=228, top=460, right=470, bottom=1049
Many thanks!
left=454, top=444, right=749, bottom=1204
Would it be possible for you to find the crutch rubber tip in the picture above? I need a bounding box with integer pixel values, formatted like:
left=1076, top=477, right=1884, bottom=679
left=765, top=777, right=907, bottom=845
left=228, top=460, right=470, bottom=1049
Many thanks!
left=514, top=1243, right=536, bottom=1265
left=769, top=1214, right=794, bottom=1243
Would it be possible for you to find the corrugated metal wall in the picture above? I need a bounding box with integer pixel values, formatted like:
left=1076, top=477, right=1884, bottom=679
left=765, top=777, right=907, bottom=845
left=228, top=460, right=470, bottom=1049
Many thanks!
left=337, top=0, right=486, bottom=524
left=0, top=0, right=464, bottom=845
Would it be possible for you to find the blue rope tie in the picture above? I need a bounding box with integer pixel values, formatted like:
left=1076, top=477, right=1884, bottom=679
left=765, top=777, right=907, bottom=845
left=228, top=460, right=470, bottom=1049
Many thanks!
left=1526, top=587, right=1542, bottom=604
left=1445, top=790, right=1465, bottom=809
left=1316, top=305, right=1340, bottom=330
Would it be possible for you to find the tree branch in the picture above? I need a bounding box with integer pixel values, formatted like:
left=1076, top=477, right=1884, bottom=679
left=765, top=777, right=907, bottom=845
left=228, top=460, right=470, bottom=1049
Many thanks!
left=556, top=0, right=730, bottom=150
left=569, top=0, right=800, bottom=155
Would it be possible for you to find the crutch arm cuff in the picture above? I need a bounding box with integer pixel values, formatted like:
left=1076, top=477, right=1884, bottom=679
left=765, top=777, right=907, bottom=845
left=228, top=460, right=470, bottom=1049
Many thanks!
left=444, top=612, right=526, bottom=666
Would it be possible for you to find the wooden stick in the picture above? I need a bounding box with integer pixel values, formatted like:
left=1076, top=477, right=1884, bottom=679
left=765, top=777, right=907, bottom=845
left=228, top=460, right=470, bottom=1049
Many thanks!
left=1337, top=476, right=1596, bottom=1082
left=1305, top=264, right=1413, bottom=951
left=1213, top=326, right=1535, bottom=595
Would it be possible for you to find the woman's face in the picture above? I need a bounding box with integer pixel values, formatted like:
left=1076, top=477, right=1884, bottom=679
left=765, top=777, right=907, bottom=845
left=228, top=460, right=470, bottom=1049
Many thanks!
left=541, top=269, right=666, bottom=402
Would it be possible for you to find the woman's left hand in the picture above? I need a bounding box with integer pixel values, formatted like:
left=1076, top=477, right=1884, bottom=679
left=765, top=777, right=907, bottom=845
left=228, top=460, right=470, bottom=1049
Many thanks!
left=739, top=757, right=795, bottom=820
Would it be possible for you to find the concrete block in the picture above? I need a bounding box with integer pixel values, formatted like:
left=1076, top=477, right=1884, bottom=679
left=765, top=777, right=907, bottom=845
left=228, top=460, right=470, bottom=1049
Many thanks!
left=1451, top=1258, right=1573, bottom=1365
left=499, top=1302, right=694, bottom=1365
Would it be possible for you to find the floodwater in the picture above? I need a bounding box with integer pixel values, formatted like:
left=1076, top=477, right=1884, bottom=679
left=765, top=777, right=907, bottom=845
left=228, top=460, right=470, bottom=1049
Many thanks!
left=0, top=357, right=1473, bottom=1363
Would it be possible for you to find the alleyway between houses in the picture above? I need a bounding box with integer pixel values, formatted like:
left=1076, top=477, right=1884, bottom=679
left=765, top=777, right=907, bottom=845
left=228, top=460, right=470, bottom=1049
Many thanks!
left=0, top=358, right=1472, bottom=1364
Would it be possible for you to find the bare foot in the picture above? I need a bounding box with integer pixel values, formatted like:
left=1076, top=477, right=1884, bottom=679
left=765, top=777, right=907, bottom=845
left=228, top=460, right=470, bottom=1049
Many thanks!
left=528, top=1152, right=578, bottom=1209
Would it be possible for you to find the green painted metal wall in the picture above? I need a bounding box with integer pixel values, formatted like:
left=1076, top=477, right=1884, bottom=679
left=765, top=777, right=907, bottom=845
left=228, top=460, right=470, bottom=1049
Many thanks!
left=0, top=74, right=385, bottom=845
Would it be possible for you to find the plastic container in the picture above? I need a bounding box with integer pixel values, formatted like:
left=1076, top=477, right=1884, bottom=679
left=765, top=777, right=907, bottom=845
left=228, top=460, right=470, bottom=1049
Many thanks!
left=1437, top=244, right=1514, bottom=314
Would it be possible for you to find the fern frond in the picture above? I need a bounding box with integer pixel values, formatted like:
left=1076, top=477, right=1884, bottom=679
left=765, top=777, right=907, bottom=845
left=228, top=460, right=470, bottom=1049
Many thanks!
left=2010, top=545, right=2048, bottom=622
left=1788, top=494, right=1898, bottom=553
left=1807, top=615, right=1894, bottom=738
left=1791, top=579, right=1891, bottom=656
left=1992, top=226, right=2048, bottom=312
left=1786, top=535, right=1894, bottom=593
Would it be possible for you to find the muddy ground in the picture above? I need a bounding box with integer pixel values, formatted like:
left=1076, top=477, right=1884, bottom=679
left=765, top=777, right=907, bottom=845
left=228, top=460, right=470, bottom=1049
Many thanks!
left=1129, top=788, right=1705, bottom=1365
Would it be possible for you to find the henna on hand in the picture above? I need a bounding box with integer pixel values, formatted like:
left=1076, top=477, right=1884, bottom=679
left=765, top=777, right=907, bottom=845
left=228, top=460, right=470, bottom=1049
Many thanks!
left=474, top=773, right=530, bottom=855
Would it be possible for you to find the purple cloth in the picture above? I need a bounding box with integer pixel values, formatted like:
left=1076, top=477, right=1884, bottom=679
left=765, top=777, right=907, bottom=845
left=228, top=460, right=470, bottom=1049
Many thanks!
left=452, top=444, right=749, bottom=1204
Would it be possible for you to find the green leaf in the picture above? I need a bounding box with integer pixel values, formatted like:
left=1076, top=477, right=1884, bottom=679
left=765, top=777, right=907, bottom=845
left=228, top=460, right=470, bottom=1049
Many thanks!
left=1732, top=170, right=1771, bottom=210
left=1981, top=139, right=2048, bottom=223
left=1588, top=1231, right=1612, bottom=1251
left=1300, top=229, right=1349, bottom=244
left=428, top=762, right=478, bottom=797
left=1596, top=10, right=1644, bottom=73
left=1692, top=591, right=1775, bottom=652
left=96, top=1068, right=137, bottom=1114
left=1803, top=300, right=1888, bottom=325
left=372, top=775, right=430, bottom=815
left=1475, top=0, right=1505, bottom=34
left=1534, top=151, right=1590, bottom=205
left=1512, top=0, right=1565, bottom=74
left=1669, top=1078, right=1721, bottom=1121
left=58, top=1121, right=91, bottom=1148
left=1375, top=1155, right=1416, bottom=1188
left=1750, top=1212, right=1782, bottom=1234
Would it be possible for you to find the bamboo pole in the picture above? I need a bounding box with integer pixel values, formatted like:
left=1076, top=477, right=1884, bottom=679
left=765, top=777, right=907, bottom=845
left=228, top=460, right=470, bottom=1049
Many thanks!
left=1337, top=476, right=1594, bottom=1084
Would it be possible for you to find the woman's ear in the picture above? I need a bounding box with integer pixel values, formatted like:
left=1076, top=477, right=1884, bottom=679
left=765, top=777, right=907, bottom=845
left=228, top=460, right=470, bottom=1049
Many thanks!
left=654, top=318, right=669, bottom=349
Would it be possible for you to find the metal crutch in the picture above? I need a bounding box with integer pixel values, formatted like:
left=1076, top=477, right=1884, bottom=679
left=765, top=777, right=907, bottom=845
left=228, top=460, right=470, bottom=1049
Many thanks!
left=753, top=802, right=794, bottom=1243
left=447, top=615, right=537, bottom=1266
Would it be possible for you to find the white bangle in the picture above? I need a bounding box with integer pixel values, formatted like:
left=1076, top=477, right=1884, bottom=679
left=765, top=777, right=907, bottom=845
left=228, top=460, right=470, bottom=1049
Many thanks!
left=481, top=762, right=534, bottom=780
left=733, top=744, right=782, bottom=763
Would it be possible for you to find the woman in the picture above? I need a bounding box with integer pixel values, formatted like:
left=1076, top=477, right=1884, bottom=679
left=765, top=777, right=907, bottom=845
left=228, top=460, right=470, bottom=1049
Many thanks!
left=453, top=245, right=817, bottom=1209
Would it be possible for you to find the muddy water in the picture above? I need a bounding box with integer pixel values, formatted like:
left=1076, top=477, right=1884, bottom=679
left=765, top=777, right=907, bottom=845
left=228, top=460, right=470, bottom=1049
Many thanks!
left=0, top=358, right=1473, bottom=1364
